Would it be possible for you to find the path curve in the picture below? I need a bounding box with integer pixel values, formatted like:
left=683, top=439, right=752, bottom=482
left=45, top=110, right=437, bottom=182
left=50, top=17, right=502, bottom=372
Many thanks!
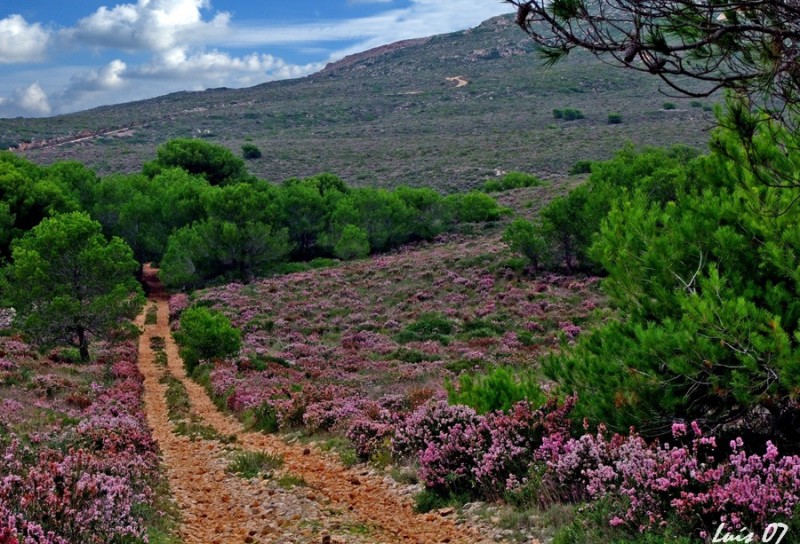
left=445, top=76, right=469, bottom=88
left=138, top=265, right=491, bottom=544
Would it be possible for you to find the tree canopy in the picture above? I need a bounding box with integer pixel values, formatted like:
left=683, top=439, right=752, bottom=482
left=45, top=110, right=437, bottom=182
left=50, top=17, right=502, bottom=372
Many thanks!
left=507, top=0, right=800, bottom=127
left=3, top=212, right=143, bottom=361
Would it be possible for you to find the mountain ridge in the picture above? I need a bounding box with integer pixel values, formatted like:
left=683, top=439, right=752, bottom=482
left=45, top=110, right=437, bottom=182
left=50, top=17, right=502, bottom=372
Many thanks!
left=0, top=14, right=716, bottom=190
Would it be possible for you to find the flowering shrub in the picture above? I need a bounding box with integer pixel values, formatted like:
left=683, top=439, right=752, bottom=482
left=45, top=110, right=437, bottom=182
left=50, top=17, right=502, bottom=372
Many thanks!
left=533, top=419, right=800, bottom=539
left=346, top=416, right=395, bottom=459
left=392, top=401, right=480, bottom=460
left=0, top=340, right=161, bottom=544
left=168, top=293, right=190, bottom=321
left=406, top=396, right=575, bottom=499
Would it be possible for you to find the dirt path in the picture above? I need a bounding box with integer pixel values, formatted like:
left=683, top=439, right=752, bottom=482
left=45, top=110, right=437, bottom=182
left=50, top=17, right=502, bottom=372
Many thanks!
left=445, top=76, right=469, bottom=88
left=138, top=265, right=490, bottom=544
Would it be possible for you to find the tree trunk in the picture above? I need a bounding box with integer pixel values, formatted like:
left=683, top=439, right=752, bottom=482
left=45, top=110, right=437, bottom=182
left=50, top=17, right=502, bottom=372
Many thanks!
left=77, top=327, right=90, bottom=362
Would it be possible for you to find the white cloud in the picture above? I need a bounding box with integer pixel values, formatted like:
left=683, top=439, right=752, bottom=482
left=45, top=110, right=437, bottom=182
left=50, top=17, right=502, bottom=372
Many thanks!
left=44, top=50, right=321, bottom=116
left=0, top=0, right=513, bottom=116
left=220, top=0, right=513, bottom=49
left=134, top=48, right=321, bottom=80
left=0, top=83, right=51, bottom=116
left=69, top=0, right=231, bottom=52
left=0, top=15, right=51, bottom=63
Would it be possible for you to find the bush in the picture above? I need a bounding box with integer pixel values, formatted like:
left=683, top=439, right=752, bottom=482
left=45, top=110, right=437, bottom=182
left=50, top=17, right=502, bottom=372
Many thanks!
left=395, top=313, right=454, bottom=344
left=553, top=109, right=564, bottom=119
left=545, top=123, right=800, bottom=444
left=334, top=224, right=370, bottom=260
left=446, top=366, right=544, bottom=414
left=227, top=450, right=283, bottom=478
left=607, top=112, right=622, bottom=124
left=173, top=307, right=241, bottom=373
left=241, top=143, right=262, bottom=160
left=482, top=171, right=544, bottom=192
left=662, top=102, right=677, bottom=110
left=562, top=108, right=585, bottom=120
left=413, top=398, right=574, bottom=499
left=146, top=138, right=248, bottom=185
left=448, top=191, right=503, bottom=223
left=503, top=218, right=549, bottom=271
left=568, top=160, right=593, bottom=175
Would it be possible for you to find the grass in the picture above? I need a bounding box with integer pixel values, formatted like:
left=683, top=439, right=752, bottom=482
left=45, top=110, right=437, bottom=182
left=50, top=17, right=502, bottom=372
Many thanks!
left=226, top=449, right=284, bottom=479
left=276, top=474, right=307, bottom=489
left=414, top=489, right=471, bottom=513
left=150, top=337, right=167, bottom=367
left=145, top=304, right=158, bottom=325
left=159, top=373, right=235, bottom=443
left=317, top=435, right=360, bottom=468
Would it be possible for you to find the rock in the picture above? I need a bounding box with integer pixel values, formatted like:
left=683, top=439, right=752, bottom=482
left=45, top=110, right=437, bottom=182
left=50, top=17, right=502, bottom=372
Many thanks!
left=437, top=507, right=455, bottom=517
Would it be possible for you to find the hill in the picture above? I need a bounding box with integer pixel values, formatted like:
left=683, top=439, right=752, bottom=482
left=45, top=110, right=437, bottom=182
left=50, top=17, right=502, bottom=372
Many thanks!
left=0, top=15, right=716, bottom=190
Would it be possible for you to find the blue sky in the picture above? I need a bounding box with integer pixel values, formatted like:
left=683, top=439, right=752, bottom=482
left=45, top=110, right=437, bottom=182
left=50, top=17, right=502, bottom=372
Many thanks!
left=0, top=0, right=514, bottom=118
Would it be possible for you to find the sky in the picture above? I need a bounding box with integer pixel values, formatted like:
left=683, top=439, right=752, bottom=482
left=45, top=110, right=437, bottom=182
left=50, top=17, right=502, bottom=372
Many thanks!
left=0, top=0, right=514, bottom=118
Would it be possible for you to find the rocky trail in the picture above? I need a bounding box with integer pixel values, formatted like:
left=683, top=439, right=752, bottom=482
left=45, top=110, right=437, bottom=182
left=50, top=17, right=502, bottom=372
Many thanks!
left=136, top=265, right=494, bottom=544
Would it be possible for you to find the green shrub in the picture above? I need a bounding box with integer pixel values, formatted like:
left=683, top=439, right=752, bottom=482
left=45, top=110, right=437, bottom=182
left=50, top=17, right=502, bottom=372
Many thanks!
left=308, top=258, right=338, bottom=269
left=662, top=102, right=677, bottom=110
left=502, top=218, right=550, bottom=271
left=245, top=403, right=279, bottom=434
left=446, top=366, right=544, bottom=414
left=607, top=112, right=622, bottom=124
left=396, top=313, right=454, bottom=344
left=569, top=160, right=593, bottom=175
left=545, top=119, right=800, bottom=443
left=690, top=100, right=703, bottom=108
left=52, top=347, right=83, bottom=365
left=392, top=348, right=439, bottom=363
left=553, top=109, right=564, bottom=119
left=482, top=171, right=544, bottom=192
left=449, top=191, right=503, bottom=223
left=562, top=108, right=585, bottom=120
left=227, top=450, right=283, bottom=479
left=241, top=143, right=262, bottom=160
left=414, top=489, right=470, bottom=513
left=334, top=224, right=370, bottom=260
left=174, top=307, right=241, bottom=373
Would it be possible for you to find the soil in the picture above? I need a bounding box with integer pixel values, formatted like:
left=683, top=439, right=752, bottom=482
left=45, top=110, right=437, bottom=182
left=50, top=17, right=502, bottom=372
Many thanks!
left=137, top=265, right=496, bottom=544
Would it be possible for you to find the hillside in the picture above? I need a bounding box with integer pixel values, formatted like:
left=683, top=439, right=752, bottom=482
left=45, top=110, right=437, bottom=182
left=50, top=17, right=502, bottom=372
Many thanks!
left=0, top=15, right=716, bottom=190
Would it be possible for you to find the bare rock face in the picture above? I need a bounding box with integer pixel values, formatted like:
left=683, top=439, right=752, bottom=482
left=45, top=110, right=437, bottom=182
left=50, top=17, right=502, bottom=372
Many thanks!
left=319, top=38, right=432, bottom=75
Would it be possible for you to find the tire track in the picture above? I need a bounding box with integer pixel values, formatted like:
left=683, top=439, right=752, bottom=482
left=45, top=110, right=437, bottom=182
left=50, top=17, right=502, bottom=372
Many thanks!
left=140, top=265, right=493, bottom=544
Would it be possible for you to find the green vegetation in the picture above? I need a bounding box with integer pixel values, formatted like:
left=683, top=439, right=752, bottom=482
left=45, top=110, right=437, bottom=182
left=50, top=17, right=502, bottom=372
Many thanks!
left=241, top=143, right=262, bottom=160
left=446, top=367, right=544, bottom=414
left=173, top=307, right=241, bottom=372
left=144, top=138, right=249, bottom=185
left=396, top=313, right=455, bottom=344
left=607, top=112, right=622, bottom=124
left=554, top=108, right=584, bottom=121
left=2, top=212, right=143, bottom=361
left=0, top=16, right=713, bottom=189
left=226, top=450, right=284, bottom=479
left=145, top=304, right=158, bottom=325
left=334, top=224, right=370, bottom=260
left=482, top=171, right=544, bottom=192
left=504, top=144, right=698, bottom=273
left=528, top=115, right=800, bottom=446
